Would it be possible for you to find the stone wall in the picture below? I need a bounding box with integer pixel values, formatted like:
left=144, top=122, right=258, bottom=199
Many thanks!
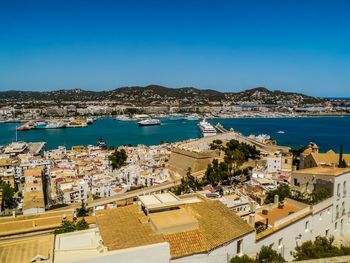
left=168, top=147, right=221, bottom=178
left=295, top=255, right=350, bottom=263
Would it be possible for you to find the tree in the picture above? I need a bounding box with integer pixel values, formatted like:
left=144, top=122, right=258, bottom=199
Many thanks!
left=338, top=144, right=347, bottom=168
left=75, top=218, right=89, bottom=230
left=172, top=168, right=202, bottom=195
left=76, top=200, right=89, bottom=217
left=290, top=146, right=307, bottom=167
left=0, top=181, right=15, bottom=209
left=294, top=236, right=350, bottom=261
left=225, top=149, right=245, bottom=178
left=54, top=219, right=89, bottom=235
left=54, top=220, right=77, bottom=234
left=109, top=148, right=127, bottom=170
left=256, top=246, right=285, bottom=262
left=310, top=188, right=331, bottom=204
left=210, top=139, right=223, bottom=150
left=265, top=184, right=291, bottom=204
left=230, top=255, right=255, bottom=263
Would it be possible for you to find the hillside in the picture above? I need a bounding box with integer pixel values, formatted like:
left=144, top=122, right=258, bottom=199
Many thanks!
left=0, top=85, right=326, bottom=106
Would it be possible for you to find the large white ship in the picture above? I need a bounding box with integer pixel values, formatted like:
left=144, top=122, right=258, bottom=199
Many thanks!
left=198, top=119, right=217, bottom=137
left=138, top=119, right=161, bottom=126
left=35, top=122, right=66, bottom=129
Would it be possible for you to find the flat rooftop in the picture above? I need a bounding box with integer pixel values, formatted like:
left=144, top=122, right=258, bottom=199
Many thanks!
left=293, top=167, right=350, bottom=177
left=257, top=200, right=307, bottom=226
left=0, top=234, right=54, bottom=263
left=0, top=210, right=95, bottom=237
left=149, top=207, right=198, bottom=234
left=139, top=192, right=185, bottom=211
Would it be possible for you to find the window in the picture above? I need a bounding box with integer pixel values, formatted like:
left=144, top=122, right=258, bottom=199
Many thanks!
left=305, top=221, right=309, bottom=232
left=269, top=243, right=274, bottom=249
left=336, top=205, right=339, bottom=218
left=278, top=238, right=283, bottom=247
left=294, top=178, right=298, bottom=186
left=337, top=183, right=341, bottom=197
left=344, top=181, right=347, bottom=196
left=237, top=240, right=242, bottom=254
left=326, top=229, right=329, bottom=237
left=285, top=159, right=288, bottom=164
left=335, top=222, right=338, bottom=231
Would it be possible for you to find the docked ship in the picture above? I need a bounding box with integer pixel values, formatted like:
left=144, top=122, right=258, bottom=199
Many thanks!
left=198, top=119, right=217, bottom=137
left=168, top=113, right=184, bottom=120
left=183, top=114, right=200, bottom=121
left=138, top=119, right=161, bottom=126
left=35, top=122, right=66, bottom=129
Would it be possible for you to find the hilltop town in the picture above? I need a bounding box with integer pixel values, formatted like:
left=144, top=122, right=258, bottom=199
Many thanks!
left=0, top=126, right=350, bottom=262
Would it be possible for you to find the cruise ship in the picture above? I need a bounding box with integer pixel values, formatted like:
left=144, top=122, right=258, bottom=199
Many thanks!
left=198, top=119, right=217, bottom=137
left=138, top=119, right=161, bottom=126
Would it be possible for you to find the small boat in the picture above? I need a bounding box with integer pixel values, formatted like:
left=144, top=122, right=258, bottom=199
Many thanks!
left=97, top=137, right=107, bottom=149
left=138, top=119, right=161, bottom=126
left=277, top=130, right=285, bottom=134
left=16, top=126, right=31, bottom=131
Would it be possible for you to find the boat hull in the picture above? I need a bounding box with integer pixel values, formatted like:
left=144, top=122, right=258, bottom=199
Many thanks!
left=138, top=123, right=161, bottom=126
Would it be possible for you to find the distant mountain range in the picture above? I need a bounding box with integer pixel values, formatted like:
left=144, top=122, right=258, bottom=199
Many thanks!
left=0, top=85, right=326, bottom=105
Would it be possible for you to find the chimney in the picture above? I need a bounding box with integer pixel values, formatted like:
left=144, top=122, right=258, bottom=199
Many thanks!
left=274, top=194, right=279, bottom=205
left=249, top=214, right=255, bottom=227
left=339, top=144, right=343, bottom=167
left=249, top=202, right=256, bottom=213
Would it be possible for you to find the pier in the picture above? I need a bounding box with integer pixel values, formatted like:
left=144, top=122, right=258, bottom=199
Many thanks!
left=215, top=123, right=229, bottom=133
left=215, top=122, right=290, bottom=154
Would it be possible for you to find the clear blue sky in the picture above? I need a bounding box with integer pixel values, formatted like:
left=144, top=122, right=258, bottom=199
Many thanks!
left=0, top=0, right=349, bottom=97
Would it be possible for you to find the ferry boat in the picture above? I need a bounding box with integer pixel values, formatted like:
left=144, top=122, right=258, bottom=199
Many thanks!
left=168, top=113, right=184, bottom=120
left=198, top=119, right=217, bottom=137
left=35, top=122, right=66, bottom=129
left=138, top=119, right=161, bottom=126
left=183, top=114, right=200, bottom=121
left=45, top=122, right=66, bottom=129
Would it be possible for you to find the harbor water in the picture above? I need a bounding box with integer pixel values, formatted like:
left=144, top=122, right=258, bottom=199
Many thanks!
left=0, top=116, right=349, bottom=152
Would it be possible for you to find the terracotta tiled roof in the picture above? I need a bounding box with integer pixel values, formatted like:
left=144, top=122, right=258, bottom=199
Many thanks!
left=0, top=234, right=54, bottom=263
left=308, top=151, right=350, bottom=166
left=96, top=198, right=254, bottom=259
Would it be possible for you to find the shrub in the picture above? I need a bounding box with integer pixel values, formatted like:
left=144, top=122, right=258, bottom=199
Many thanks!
left=230, top=255, right=255, bottom=263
